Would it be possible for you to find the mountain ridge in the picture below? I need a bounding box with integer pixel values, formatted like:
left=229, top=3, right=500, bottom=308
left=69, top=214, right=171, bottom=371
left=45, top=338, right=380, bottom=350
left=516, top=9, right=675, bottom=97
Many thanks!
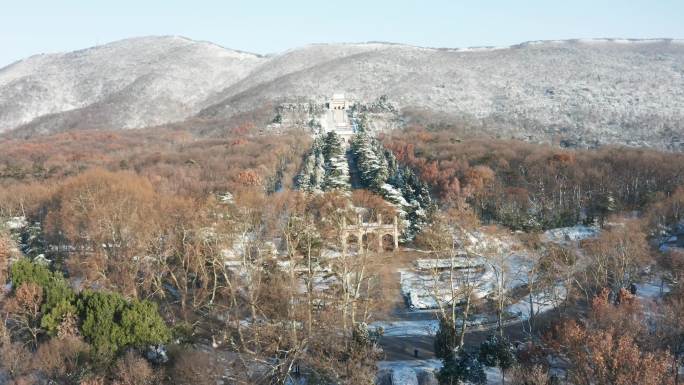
left=2, top=36, right=683, bottom=149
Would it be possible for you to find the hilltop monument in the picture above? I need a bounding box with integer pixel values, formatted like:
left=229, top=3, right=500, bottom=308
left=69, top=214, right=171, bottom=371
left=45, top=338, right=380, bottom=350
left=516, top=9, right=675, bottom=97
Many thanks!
left=323, top=93, right=355, bottom=144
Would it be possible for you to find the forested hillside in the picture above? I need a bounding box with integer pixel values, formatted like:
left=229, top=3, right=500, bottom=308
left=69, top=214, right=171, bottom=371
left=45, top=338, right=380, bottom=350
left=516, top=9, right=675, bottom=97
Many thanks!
left=1, top=34, right=684, bottom=382
left=385, top=128, right=684, bottom=230
left=1, top=121, right=684, bottom=384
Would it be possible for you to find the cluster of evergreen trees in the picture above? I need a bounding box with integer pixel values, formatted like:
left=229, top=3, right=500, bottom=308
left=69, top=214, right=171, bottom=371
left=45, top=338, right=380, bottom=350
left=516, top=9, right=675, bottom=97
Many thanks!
left=296, top=132, right=351, bottom=192
left=296, top=131, right=432, bottom=239
left=350, top=132, right=432, bottom=240
left=9, top=258, right=170, bottom=357
left=434, top=317, right=516, bottom=385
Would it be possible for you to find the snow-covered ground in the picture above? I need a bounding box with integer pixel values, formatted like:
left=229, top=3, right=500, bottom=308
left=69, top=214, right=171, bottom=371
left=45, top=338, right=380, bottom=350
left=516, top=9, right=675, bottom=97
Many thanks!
left=414, top=257, right=477, bottom=270
left=4, top=216, right=27, bottom=230
left=658, top=222, right=684, bottom=253
left=371, top=316, right=492, bottom=337
left=504, top=253, right=535, bottom=289
left=378, top=360, right=503, bottom=385
left=390, top=366, right=419, bottom=385
left=634, top=281, right=670, bottom=300
left=400, top=253, right=533, bottom=310
left=400, top=257, right=497, bottom=310
left=371, top=320, right=439, bottom=337
left=399, top=267, right=496, bottom=310
left=506, top=284, right=567, bottom=320
left=296, top=273, right=337, bottom=294
left=543, top=225, right=599, bottom=244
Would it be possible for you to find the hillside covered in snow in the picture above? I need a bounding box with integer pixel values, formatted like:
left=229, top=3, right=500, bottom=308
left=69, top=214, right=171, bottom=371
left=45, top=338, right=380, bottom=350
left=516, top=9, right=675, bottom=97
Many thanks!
left=0, top=36, right=265, bottom=134
left=2, top=36, right=683, bottom=149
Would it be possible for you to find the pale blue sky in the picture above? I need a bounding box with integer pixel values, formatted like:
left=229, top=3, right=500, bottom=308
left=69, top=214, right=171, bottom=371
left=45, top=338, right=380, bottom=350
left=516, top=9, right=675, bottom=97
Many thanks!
left=1, top=0, right=683, bottom=67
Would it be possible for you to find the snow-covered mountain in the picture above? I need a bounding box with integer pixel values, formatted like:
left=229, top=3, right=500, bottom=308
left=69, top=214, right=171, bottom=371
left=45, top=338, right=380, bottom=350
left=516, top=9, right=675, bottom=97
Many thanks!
left=0, top=36, right=265, bottom=133
left=2, top=36, right=683, bottom=149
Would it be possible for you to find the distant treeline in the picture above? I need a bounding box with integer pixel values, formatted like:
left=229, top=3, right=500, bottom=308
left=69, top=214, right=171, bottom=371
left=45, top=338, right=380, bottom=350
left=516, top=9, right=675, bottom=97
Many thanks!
left=385, top=128, right=684, bottom=230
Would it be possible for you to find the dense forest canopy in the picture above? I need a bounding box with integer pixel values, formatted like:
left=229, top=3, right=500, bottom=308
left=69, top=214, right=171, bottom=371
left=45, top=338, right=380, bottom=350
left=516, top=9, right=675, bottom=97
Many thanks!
left=384, top=128, right=684, bottom=230
left=0, top=122, right=683, bottom=385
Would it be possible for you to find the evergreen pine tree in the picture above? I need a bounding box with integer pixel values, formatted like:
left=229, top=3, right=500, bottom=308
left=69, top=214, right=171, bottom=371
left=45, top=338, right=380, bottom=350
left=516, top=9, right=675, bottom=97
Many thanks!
left=479, top=334, right=516, bottom=385
left=434, top=316, right=458, bottom=359
left=21, top=222, right=46, bottom=259
left=438, top=350, right=486, bottom=385
left=296, top=154, right=315, bottom=191
left=321, top=132, right=350, bottom=191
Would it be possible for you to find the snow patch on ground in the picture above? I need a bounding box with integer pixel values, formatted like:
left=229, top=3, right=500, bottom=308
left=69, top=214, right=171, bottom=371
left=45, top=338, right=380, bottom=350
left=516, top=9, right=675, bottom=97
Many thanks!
left=399, top=265, right=496, bottom=310
left=377, top=360, right=504, bottom=385
left=371, top=320, right=439, bottom=337
left=635, top=281, right=670, bottom=301
left=4, top=216, right=27, bottom=230
left=414, top=257, right=475, bottom=270
left=506, top=284, right=567, bottom=320
left=390, top=366, right=419, bottom=385
left=543, top=225, right=599, bottom=243
left=401, top=252, right=534, bottom=310
left=371, top=316, right=492, bottom=337
left=504, top=253, right=535, bottom=288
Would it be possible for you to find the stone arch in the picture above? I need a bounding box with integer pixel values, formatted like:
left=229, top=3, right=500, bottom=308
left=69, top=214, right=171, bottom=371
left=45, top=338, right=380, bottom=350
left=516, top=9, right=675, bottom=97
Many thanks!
left=362, top=232, right=378, bottom=251
left=346, top=233, right=360, bottom=253
left=381, top=233, right=395, bottom=251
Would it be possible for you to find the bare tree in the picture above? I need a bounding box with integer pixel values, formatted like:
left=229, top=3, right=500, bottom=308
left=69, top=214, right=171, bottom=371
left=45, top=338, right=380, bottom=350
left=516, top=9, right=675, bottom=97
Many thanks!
left=3, top=282, right=44, bottom=348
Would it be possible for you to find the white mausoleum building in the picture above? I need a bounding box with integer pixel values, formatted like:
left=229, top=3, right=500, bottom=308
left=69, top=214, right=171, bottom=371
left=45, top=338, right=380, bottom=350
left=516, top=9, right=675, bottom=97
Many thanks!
left=322, top=93, right=355, bottom=144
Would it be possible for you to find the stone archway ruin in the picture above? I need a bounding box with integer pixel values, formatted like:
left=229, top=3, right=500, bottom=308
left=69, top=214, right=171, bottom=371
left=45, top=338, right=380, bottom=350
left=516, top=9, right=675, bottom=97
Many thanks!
left=341, top=213, right=399, bottom=253
left=346, top=233, right=360, bottom=253
left=381, top=233, right=396, bottom=251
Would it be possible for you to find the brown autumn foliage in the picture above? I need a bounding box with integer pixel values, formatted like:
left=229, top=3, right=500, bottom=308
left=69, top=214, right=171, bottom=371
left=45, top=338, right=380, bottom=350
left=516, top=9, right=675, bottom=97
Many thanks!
left=0, top=341, right=32, bottom=381
left=113, top=350, right=156, bottom=385
left=646, top=186, right=684, bottom=231
left=550, top=289, right=675, bottom=385
left=0, top=126, right=310, bottom=297
left=508, top=365, right=550, bottom=385
left=236, top=169, right=263, bottom=186
left=0, top=127, right=355, bottom=383
left=657, top=296, right=684, bottom=382
left=56, top=312, right=80, bottom=339
left=0, top=127, right=312, bottom=300
left=3, top=282, right=44, bottom=348
left=580, top=220, right=650, bottom=295
left=351, top=189, right=396, bottom=222
left=44, top=168, right=158, bottom=296
left=169, top=349, right=224, bottom=385
left=385, top=128, right=684, bottom=229
left=0, top=182, right=53, bottom=219
left=0, top=127, right=310, bottom=212
left=31, top=336, right=89, bottom=379
left=2, top=122, right=684, bottom=384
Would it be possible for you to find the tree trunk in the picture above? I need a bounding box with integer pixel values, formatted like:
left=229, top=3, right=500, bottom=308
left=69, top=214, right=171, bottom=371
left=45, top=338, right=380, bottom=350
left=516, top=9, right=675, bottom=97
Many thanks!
left=458, top=294, right=470, bottom=348
left=675, top=354, right=680, bottom=385
left=307, top=243, right=313, bottom=336
left=528, top=290, right=535, bottom=333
